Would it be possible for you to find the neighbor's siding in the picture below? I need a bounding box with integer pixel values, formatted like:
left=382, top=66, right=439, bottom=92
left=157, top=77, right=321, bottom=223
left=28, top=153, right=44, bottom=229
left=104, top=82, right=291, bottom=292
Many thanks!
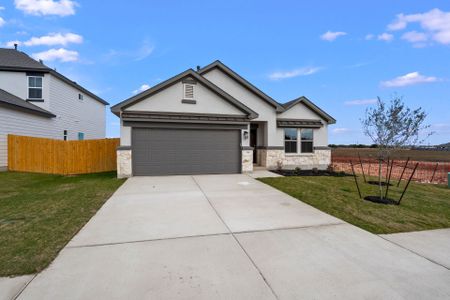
left=0, top=107, right=54, bottom=168
left=48, top=74, right=106, bottom=141
left=0, top=71, right=106, bottom=168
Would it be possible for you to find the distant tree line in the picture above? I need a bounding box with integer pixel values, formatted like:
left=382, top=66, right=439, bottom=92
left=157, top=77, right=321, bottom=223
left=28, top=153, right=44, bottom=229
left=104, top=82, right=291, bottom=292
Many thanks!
left=328, top=144, right=378, bottom=148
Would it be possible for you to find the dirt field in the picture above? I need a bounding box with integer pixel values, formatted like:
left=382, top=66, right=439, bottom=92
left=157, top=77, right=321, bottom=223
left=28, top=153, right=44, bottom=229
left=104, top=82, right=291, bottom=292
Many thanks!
left=332, top=148, right=450, bottom=162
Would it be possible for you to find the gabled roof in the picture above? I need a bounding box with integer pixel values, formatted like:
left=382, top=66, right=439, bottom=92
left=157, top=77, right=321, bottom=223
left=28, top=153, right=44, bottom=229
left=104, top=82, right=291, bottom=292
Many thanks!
left=0, top=89, right=56, bottom=118
left=281, top=96, right=336, bottom=124
left=198, top=60, right=284, bottom=112
left=0, top=48, right=108, bottom=105
left=111, top=69, right=259, bottom=119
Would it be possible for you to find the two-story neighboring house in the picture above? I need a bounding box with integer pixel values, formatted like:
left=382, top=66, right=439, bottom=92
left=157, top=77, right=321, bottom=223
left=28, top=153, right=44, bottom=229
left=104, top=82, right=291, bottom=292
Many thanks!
left=0, top=48, right=109, bottom=170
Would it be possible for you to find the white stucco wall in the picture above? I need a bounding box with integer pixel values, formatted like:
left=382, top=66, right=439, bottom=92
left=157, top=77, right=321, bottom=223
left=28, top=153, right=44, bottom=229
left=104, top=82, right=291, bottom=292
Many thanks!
left=124, top=81, right=245, bottom=115
left=202, top=69, right=282, bottom=146
left=277, top=102, right=329, bottom=146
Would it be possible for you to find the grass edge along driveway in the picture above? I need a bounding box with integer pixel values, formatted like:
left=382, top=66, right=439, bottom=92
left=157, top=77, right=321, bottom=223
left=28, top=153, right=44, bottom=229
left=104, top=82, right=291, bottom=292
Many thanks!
left=0, top=171, right=125, bottom=277
left=258, top=175, right=450, bottom=234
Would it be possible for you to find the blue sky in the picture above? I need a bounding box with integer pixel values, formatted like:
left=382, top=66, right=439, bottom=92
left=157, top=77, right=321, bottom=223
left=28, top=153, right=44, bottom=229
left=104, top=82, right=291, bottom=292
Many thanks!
left=1, top=0, right=449, bottom=145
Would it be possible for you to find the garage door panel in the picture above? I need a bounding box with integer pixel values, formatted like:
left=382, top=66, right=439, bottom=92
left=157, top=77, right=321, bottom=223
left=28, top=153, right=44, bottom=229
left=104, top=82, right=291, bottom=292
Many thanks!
left=132, top=128, right=240, bottom=176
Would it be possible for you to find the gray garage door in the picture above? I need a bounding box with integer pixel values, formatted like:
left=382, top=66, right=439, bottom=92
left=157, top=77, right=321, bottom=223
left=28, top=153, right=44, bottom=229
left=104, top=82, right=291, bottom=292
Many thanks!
left=132, top=128, right=241, bottom=176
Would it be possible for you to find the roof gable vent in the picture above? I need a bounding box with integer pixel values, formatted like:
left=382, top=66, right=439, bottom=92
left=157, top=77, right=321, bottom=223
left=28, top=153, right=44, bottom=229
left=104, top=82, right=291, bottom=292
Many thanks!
left=183, top=83, right=194, bottom=99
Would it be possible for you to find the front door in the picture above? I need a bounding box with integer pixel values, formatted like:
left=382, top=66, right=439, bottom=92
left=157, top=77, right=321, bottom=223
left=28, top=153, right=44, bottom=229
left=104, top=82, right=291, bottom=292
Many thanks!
left=250, top=125, right=258, bottom=164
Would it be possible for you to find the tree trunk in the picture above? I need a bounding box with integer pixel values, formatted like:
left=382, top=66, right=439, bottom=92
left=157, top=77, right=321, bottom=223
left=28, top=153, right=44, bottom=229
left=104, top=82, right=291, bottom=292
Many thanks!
left=378, top=159, right=383, bottom=200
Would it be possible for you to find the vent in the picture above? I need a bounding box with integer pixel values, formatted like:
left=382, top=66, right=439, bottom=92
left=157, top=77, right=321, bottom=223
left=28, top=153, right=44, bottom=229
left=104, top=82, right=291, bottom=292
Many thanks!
left=184, top=84, right=194, bottom=99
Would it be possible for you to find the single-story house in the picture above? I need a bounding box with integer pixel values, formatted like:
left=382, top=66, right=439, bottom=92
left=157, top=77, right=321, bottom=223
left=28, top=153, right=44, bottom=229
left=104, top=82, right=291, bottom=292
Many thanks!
left=111, top=60, right=335, bottom=177
left=0, top=47, right=108, bottom=170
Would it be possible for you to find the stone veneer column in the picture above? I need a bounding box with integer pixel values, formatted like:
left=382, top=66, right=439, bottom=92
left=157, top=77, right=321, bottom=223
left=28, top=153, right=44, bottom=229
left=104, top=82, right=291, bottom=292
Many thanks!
left=241, top=149, right=253, bottom=172
left=117, top=148, right=132, bottom=178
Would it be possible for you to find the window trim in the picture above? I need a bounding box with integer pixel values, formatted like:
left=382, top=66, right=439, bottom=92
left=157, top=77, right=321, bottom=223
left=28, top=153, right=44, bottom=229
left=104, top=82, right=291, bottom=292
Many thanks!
left=27, top=76, right=43, bottom=100
left=284, top=128, right=314, bottom=155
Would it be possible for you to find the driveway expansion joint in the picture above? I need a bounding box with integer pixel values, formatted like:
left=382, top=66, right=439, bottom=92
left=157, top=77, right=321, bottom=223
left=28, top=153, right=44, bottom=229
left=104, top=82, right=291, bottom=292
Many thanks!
left=191, top=176, right=280, bottom=300
left=378, top=235, right=450, bottom=271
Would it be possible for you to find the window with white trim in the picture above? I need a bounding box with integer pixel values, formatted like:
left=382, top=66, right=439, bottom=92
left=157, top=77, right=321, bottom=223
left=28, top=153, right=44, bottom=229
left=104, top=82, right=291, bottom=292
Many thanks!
left=63, top=130, right=68, bottom=141
left=183, top=83, right=194, bottom=99
left=284, top=128, right=314, bottom=153
left=28, top=76, right=43, bottom=99
left=78, top=93, right=84, bottom=101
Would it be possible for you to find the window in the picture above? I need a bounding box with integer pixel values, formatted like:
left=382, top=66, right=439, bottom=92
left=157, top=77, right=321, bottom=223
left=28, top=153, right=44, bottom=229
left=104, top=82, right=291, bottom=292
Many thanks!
left=28, top=76, right=43, bottom=99
left=284, top=128, right=314, bottom=154
left=63, top=130, right=68, bottom=141
left=183, top=84, right=194, bottom=99
left=284, top=128, right=297, bottom=153
left=78, top=132, right=84, bottom=140
left=78, top=93, right=84, bottom=101
left=301, top=129, right=314, bottom=153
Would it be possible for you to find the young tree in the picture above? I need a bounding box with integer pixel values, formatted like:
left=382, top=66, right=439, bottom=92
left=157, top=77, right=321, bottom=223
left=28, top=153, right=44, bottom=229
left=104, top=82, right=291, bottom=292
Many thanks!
left=361, top=96, right=431, bottom=201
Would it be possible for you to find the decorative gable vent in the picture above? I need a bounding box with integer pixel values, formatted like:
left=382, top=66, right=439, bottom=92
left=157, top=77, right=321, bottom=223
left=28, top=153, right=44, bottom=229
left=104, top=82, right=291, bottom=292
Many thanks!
left=184, top=84, right=194, bottom=99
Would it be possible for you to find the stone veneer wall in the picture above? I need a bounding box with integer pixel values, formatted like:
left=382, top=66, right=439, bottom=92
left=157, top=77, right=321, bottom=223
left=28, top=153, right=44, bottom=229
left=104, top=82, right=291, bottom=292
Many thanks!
left=117, top=149, right=132, bottom=178
left=262, top=149, right=331, bottom=170
left=241, top=149, right=253, bottom=172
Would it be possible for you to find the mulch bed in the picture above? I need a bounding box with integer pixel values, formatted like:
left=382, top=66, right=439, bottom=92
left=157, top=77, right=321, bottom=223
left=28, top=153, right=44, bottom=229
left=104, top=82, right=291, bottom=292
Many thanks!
left=271, top=169, right=349, bottom=177
left=364, top=196, right=398, bottom=205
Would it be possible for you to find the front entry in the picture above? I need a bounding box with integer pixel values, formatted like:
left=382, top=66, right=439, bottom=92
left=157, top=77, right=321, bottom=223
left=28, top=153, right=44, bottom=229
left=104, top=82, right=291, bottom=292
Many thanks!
left=250, top=124, right=258, bottom=164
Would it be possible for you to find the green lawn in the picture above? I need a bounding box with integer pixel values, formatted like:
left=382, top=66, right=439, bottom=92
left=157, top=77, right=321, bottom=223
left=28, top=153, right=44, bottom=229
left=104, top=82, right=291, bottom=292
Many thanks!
left=0, top=172, right=125, bottom=277
left=259, top=175, right=450, bottom=234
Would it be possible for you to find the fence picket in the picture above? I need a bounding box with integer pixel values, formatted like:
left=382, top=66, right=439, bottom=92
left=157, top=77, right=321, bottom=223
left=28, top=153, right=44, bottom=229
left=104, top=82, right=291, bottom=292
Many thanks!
left=7, top=135, right=119, bottom=175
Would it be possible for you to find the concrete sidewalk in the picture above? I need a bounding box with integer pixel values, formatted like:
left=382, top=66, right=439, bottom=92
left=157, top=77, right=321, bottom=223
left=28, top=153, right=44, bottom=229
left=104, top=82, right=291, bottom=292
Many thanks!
left=12, top=174, right=450, bottom=299
left=381, top=228, right=450, bottom=269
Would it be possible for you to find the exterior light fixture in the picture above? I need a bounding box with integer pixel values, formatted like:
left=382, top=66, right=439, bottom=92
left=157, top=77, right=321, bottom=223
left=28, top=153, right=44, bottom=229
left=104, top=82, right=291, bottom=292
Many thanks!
left=243, top=130, right=249, bottom=140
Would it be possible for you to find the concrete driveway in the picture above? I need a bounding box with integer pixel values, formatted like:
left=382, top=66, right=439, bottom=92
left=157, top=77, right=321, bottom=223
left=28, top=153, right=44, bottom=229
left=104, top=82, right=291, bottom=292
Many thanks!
left=15, top=174, right=450, bottom=299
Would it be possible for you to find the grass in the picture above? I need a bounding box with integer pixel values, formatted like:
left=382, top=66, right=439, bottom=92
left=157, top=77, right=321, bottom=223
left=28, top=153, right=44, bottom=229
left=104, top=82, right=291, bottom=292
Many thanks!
left=259, top=175, right=450, bottom=234
left=332, top=148, right=450, bottom=162
left=0, top=171, right=125, bottom=277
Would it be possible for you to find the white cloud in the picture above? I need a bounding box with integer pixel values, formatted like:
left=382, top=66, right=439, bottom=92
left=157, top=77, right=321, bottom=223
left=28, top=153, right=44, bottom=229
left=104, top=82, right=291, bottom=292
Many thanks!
left=333, top=128, right=352, bottom=134
left=401, top=31, right=428, bottom=43
left=135, top=40, right=154, bottom=61
left=269, top=67, right=322, bottom=80
left=377, top=33, right=394, bottom=41
left=320, top=31, right=347, bottom=41
left=32, top=48, right=79, bottom=62
left=10, top=33, right=83, bottom=47
left=381, top=72, right=440, bottom=88
left=14, top=0, right=77, bottom=16
left=365, top=34, right=374, bottom=40
left=387, top=9, right=450, bottom=45
left=132, top=84, right=150, bottom=94
left=0, top=17, right=5, bottom=27
left=344, top=99, right=377, bottom=106
left=0, top=6, right=5, bottom=10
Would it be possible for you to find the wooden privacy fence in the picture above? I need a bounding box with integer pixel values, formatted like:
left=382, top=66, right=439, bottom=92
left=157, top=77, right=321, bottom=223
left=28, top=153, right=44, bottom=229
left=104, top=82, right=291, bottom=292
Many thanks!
left=8, top=135, right=120, bottom=175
